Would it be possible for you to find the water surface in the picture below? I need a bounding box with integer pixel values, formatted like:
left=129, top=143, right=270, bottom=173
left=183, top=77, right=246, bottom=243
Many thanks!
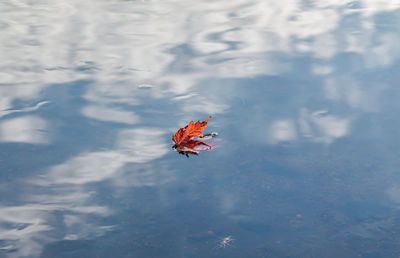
left=1, top=0, right=400, bottom=257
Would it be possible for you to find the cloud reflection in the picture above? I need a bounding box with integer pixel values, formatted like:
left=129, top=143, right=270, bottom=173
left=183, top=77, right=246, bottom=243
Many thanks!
left=82, top=105, right=139, bottom=124
left=267, top=120, right=297, bottom=144
left=300, top=109, right=350, bottom=143
left=32, top=128, right=168, bottom=186
left=0, top=116, right=48, bottom=144
left=266, top=109, right=350, bottom=145
left=0, top=127, right=169, bottom=257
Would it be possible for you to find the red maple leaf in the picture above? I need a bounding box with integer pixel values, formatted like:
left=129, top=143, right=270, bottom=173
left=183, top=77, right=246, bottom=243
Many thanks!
left=172, top=116, right=211, bottom=145
left=172, top=116, right=212, bottom=156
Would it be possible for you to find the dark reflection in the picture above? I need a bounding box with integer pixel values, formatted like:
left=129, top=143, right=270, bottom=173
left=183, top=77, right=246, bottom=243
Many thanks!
left=173, top=144, right=200, bottom=157
left=1, top=0, right=400, bottom=257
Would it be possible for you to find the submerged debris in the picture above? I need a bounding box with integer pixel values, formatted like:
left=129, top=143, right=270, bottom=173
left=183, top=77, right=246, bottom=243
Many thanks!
left=217, top=236, right=234, bottom=248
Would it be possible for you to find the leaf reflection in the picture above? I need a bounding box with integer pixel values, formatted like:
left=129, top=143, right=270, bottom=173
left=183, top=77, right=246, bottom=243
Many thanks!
left=173, top=133, right=218, bottom=157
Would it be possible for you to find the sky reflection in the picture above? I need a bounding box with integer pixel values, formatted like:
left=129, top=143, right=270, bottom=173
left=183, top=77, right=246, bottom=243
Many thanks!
left=1, top=0, right=400, bottom=257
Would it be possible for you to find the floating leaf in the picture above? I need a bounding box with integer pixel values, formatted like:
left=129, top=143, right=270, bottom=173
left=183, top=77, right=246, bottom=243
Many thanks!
left=172, top=116, right=211, bottom=145
left=172, top=116, right=214, bottom=157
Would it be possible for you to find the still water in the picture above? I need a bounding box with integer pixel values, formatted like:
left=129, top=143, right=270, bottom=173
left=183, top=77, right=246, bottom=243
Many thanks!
left=1, top=0, right=400, bottom=257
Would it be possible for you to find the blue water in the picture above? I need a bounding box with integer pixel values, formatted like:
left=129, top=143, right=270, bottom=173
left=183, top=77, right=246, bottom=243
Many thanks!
left=2, top=1, right=400, bottom=257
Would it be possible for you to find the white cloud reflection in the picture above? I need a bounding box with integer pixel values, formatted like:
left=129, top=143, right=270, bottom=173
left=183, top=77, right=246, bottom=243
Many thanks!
left=1, top=0, right=398, bottom=123
left=266, top=109, right=350, bottom=145
left=0, top=116, right=48, bottom=144
left=32, top=128, right=168, bottom=186
left=2, top=0, right=397, bottom=114
left=82, top=105, right=139, bottom=124
left=0, top=204, right=112, bottom=257
left=267, top=120, right=297, bottom=144
left=299, top=109, right=350, bottom=143
left=0, top=127, right=169, bottom=257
